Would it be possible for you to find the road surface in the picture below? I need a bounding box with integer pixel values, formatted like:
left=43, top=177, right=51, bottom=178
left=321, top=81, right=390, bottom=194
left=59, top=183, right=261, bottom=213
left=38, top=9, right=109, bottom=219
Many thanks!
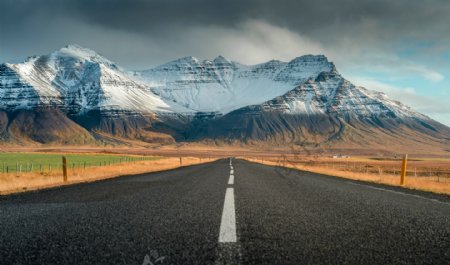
left=1, top=159, right=449, bottom=264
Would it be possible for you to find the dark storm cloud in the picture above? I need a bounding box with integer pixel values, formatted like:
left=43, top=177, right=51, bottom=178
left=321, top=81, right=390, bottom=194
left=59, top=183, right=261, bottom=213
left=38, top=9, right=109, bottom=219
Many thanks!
left=1, top=0, right=450, bottom=67
left=2, top=0, right=450, bottom=38
left=71, top=0, right=449, bottom=39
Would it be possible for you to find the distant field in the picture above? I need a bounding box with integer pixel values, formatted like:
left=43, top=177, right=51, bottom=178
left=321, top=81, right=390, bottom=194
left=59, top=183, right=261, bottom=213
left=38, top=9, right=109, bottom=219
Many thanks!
left=0, top=152, right=159, bottom=173
left=245, top=155, right=450, bottom=195
left=0, top=154, right=215, bottom=195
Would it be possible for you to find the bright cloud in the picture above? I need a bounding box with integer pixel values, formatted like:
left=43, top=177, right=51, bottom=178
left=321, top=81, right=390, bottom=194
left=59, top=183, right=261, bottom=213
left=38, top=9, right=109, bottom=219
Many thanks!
left=179, top=20, right=327, bottom=64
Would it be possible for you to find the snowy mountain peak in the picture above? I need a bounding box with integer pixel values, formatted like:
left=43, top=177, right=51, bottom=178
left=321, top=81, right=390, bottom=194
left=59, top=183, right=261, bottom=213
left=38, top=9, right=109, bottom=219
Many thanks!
left=287, top=54, right=335, bottom=70
left=52, top=44, right=117, bottom=68
left=213, top=55, right=232, bottom=64
left=165, top=56, right=200, bottom=66
left=257, top=68, right=425, bottom=120
left=0, top=45, right=189, bottom=115
left=289, top=54, right=328, bottom=63
left=63, top=43, right=96, bottom=53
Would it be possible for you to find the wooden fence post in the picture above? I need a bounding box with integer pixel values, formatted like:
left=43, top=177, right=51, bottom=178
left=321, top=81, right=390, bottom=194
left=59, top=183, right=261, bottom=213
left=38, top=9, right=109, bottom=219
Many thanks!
left=62, top=156, right=68, bottom=182
left=400, top=154, right=407, bottom=186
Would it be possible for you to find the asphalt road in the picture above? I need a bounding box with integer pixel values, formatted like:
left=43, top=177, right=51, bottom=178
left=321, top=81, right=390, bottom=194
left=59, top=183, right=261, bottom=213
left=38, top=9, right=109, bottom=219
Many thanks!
left=1, top=159, right=449, bottom=265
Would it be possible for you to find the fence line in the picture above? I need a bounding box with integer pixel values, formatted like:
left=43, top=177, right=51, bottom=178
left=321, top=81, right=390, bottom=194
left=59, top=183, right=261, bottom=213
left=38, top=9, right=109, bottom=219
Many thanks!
left=260, top=155, right=450, bottom=183
left=0, top=156, right=157, bottom=175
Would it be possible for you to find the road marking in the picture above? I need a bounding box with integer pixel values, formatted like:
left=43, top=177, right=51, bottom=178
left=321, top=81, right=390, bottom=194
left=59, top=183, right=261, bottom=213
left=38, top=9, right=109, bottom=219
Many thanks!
left=219, top=188, right=237, bottom=242
left=228, top=174, right=234, bottom=185
left=347, top=182, right=450, bottom=206
left=230, top=169, right=234, bottom=174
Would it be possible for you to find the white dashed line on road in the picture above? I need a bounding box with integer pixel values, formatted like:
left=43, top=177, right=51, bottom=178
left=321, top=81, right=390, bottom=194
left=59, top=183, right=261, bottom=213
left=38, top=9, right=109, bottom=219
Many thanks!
left=219, top=187, right=237, bottom=242
left=228, top=174, right=234, bottom=185
left=219, top=159, right=238, bottom=243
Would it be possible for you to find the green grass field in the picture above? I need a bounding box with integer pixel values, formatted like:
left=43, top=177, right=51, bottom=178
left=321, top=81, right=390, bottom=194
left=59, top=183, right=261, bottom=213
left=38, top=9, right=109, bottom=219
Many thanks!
left=0, top=152, right=159, bottom=173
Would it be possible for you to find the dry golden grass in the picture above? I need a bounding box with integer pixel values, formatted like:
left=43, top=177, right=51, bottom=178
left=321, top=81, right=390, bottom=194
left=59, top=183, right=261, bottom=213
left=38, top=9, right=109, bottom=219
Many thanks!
left=0, top=156, right=216, bottom=195
left=244, top=157, right=450, bottom=195
left=2, top=145, right=450, bottom=196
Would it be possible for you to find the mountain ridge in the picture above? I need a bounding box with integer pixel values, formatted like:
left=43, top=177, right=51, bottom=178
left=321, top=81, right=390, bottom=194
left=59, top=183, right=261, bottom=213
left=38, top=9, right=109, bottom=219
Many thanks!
left=0, top=44, right=449, bottom=154
left=136, top=53, right=337, bottom=113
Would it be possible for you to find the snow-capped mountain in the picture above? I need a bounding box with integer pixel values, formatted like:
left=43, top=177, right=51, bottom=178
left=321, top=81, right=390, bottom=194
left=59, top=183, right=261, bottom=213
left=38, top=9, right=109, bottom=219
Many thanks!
left=136, top=54, right=336, bottom=114
left=257, top=70, right=423, bottom=119
left=137, top=54, right=422, bottom=120
left=0, top=44, right=185, bottom=115
left=0, top=45, right=449, bottom=151
left=0, top=44, right=425, bottom=119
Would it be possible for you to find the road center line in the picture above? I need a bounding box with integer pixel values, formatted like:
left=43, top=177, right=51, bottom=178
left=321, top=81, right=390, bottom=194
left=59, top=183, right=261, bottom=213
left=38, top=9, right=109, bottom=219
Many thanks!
left=228, top=174, right=234, bottom=185
left=219, top=188, right=237, bottom=243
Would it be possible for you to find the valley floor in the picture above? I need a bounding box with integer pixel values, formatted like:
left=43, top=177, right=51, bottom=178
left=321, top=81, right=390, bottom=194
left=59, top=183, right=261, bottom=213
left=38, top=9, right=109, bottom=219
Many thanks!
left=1, top=144, right=450, bottom=195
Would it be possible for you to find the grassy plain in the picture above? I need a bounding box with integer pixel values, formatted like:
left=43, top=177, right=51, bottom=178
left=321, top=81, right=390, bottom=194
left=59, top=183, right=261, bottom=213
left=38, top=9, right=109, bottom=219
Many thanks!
left=0, top=152, right=157, bottom=173
left=245, top=156, right=450, bottom=195
left=0, top=152, right=215, bottom=195
left=1, top=145, right=450, bottom=196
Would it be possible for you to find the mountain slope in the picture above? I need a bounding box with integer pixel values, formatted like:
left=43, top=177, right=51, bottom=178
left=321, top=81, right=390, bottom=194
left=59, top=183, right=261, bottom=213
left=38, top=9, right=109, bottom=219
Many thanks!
left=0, top=108, right=95, bottom=145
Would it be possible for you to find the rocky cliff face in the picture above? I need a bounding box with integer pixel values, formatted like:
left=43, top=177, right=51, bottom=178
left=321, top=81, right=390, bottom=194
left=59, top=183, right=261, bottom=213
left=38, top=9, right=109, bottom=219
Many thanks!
left=0, top=64, right=43, bottom=110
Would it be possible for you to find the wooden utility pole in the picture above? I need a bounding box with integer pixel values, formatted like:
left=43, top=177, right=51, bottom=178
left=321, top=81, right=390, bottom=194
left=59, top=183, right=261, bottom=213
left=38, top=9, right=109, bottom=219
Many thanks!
left=62, top=156, right=68, bottom=182
left=400, top=154, right=407, bottom=186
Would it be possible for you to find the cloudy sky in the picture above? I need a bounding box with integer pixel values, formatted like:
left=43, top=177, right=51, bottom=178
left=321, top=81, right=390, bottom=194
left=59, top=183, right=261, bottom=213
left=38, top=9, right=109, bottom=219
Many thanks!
left=1, top=0, right=450, bottom=125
